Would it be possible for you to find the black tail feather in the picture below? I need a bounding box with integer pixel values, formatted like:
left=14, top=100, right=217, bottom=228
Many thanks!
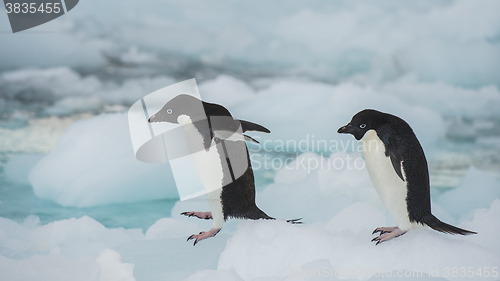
left=422, top=215, right=476, bottom=235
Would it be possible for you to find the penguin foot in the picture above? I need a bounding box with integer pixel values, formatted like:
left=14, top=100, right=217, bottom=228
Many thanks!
left=181, top=211, right=213, bottom=220
left=371, top=227, right=405, bottom=245
left=372, top=226, right=398, bottom=235
left=187, top=228, right=221, bottom=246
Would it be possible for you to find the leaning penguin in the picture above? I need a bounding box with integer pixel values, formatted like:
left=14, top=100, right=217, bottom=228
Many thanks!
left=338, top=109, right=476, bottom=245
left=149, top=94, right=300, bottom=245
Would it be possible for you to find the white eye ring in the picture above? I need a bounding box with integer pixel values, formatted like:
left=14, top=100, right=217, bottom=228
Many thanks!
left=167, top=109, right=172, bottom=114
left=360, top=124, right=366, bottom=128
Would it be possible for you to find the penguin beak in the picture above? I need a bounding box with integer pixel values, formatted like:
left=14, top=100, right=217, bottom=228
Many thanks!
left=337, top=124, right=353, bottom=134
left=148, top=114, right=157, bottom=123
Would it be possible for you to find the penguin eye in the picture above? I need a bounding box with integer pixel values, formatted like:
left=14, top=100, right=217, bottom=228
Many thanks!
left=359, top=124, right=366, bottom=129
left=167, top=109, right=172, bottom=114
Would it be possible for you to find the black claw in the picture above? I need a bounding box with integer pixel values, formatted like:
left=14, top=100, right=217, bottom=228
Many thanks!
left=372, top=228, right=380, bottom=235
left=376, top=241, right=381, bottom=246
left=181, top=212, right=188, bottom=216
left=193, top=239, right=198, bottom=246
left=371, top=237, right=379, bottom=242
left=287, top=218, right=303, bottom=224
left=187, top=235, right=194, bottom=241
left=204, top=216, right=210, bottom=220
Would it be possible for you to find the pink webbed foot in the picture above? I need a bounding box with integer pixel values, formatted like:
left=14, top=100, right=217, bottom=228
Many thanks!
left=180, top=211, right=213, bottom=220
left=371, top=226, right=406, bottom=245
left=187, top=228, right=221, bottom=246
left=372, top=226, right=398, bottom=235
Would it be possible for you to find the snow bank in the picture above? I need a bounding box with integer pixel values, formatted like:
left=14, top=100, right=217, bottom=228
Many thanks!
left=0, top=249, right=135, bottom=281
left=97, top=249, right=136, bottom=281
left=216, top=200, right=500, bottom=280
left=0, top=215, right=206, bottom=281
left=3, top=162, right=500, bottom=281
left=0, top=254, right=101, bottom=281
left=29, top=113, right=178, bottom=207
left=0, top=215, right=142, bottom=259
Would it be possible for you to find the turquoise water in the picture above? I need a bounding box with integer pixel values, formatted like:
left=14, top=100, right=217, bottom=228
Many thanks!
left=0, top=179, right=176, bottom=231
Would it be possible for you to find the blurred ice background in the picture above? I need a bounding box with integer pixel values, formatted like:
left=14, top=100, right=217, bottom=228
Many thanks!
left=0, top=0, right=499, bottom=280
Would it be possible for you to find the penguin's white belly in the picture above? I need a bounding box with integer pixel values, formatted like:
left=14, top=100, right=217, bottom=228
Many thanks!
left=178, top=115, right=225, bottom=229
left=360, top=130, right=419, bottom=231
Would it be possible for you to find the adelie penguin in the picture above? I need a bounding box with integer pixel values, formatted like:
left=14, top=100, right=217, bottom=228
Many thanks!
left=149, top=94, right=300, bottom=245
left=338, top=109, right=476, bottom=245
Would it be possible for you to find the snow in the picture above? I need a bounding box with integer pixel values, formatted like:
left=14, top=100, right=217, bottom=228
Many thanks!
left=2, top=156, right=500, bottom=280
left=0, top=216, right=139, bottom=281
left=96, top=249, right=136, bottom=281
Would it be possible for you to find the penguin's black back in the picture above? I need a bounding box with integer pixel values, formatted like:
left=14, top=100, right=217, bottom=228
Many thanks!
left=219, top=143, right=272, bottom=220
left=375, top=114, right=431, bottom=222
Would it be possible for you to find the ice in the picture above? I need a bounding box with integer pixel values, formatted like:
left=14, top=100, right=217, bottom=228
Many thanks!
left=436, top=166, right=500, bottom=220
left=0, top=215, right=142, bottom=260
left=459, top=200, right=500, bottom=254
left=0, top=215, right=141, bottom=281
left=185, top=269, right=243, bottom=281
left=0, top=67, right=174, bottom=117
left=199, top=75, right=257, bottom=108
left=29, top=113, right=178, bottom=207
left=232, top=80, right=445, bottom=149
left=96, top=249, right=136, bottom=281
left=256, top=152, right=382, bottom=223
left=0, top=254, right=101, bottom=281
left=379, top=79, right=500, bottom=118
left=44, top=96, right=104, bottom=116
left=3, top=161, right=500, bottom=281
left=3, top=154, right=45, bottom=185
left=217, top=217, right=500, bottom=280
left=144, top=218, right=199, bottom=240
left=2, top=1, right=499, bottom=86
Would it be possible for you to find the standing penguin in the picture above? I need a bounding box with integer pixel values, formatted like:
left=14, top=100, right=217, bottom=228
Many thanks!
left=338, top=109, right=476, bottom=244
left=149, top=94, right=299, bottom=245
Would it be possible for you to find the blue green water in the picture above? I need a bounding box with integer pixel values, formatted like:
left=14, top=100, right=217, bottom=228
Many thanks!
left=0, top=179, right=176, bottom=231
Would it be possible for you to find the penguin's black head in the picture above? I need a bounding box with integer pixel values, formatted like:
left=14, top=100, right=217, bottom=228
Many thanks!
left=337, top=109, right=388, bottom=140
left=148, top=94, right=205, bottom=124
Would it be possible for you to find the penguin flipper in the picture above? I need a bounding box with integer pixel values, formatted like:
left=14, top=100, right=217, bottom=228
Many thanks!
left=237, top=120, right=271, bottom=133
left=213, top=130, right=259, bottom=143
left=386, top=139, right=405, bottom=182
left=421, top=215, right=477, bottom=235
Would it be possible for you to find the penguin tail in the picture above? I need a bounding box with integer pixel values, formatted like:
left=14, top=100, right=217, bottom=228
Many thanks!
left=243, top=207, right=302, bottom=224
left=242, top=206, right=274, bottom=220
left=421, top=215, right=476, bottom=235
